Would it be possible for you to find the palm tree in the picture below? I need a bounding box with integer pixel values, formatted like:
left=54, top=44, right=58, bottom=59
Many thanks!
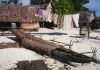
left=9, top=0, right=19, bottom=4
left=1, top=0, right=20, bottom=4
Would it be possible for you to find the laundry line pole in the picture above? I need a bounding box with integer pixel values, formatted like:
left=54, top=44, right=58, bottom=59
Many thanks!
left=43, top=20, right=45, bottom=28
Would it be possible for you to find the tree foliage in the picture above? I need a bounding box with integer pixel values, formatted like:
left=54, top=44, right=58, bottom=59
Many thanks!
left=52, top=0, right=89, bottom=15
left=1, top=0, right=21, bottom=4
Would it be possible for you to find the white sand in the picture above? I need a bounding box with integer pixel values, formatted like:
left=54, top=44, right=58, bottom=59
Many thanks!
left=0, top=36, right=16, bottom=43
left=0, top=28, right=100, bottom=70
left=0, top=48, right=42, bottom=70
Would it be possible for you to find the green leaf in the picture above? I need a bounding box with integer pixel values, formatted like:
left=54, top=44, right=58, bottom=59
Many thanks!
left=52, top=0, right=89, bottom=14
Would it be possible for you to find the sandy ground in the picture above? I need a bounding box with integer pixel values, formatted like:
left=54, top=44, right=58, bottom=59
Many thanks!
left=0, top=28, right=100, bottom=70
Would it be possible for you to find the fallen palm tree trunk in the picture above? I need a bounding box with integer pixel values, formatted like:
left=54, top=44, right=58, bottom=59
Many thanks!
left=12, top=29, right=65, bottom=55
left=12, top=29, right=99, bottom=65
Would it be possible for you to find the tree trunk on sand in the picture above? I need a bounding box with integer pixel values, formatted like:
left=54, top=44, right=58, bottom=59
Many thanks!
left=12, top=29, right=99, bottom=66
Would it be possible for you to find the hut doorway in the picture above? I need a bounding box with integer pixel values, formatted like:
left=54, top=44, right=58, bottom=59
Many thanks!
left=0, top=22, right=20, bottom=31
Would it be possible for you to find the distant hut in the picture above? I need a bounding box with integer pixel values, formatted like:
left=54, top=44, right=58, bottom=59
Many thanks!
left=95, top=17, right=100, bottom=28
left=79, top=11, right=95, bottom=27
left=78, top=11, right=95, bottom=36
left=90, top=17, right=100, bottom=29
left=0, top=3, right=39, bottom=31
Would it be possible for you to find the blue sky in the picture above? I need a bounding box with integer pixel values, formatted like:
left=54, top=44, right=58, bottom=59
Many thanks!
left=20, top=0, right=30, bottom=5
left=84, top=0, right=100, bottom=16
left=0, top=0, right=100, bottom=16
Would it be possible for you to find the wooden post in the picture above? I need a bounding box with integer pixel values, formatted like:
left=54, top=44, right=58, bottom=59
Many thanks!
left=86, top=23, right=90, bottom=39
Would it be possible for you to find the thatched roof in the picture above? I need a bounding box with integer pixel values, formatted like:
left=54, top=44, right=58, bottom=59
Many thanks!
left=0, top=3, right=37, bottom=23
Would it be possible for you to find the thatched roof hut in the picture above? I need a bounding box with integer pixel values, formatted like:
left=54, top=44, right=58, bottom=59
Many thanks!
left=79, top=11, right=95, bottom=24
left=0, top=3, right=37, bottom=23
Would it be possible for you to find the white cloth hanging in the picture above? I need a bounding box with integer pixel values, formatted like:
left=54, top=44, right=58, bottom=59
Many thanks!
left=72, top=14, right=80, bottom=28
left=89, top=13, right=95, bottom=22
left=52, top=14, right=58, bottom=24
left=63, top=14, right=80, bottom=30
left=63, top=15, right=73, bottom=30
left=42, top=2, right=52, bottom=22
left=46, top=12, right=52, bottom=22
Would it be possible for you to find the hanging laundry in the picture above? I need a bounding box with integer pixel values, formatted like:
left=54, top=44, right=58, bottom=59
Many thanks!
left=34, top=6, right=43, bottom=19
left=44, top=2, right=52, bottom=22
left=72, top=14, right=80, bottom=28
left=46, top=12, right=52, bottom=22
left=63, top=13, right=80, bottom=30
left=52, top=14, right=58, bottom=24
left=89, top=13, right=95, bottom=22
left=63, top=15, right=72, bottom=30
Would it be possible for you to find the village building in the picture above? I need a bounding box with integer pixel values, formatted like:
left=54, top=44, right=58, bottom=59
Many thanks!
left=0, top=3, right=98, bottom=36
left=91, top=17, right=100, bottom=29
left=0, top=3, right=39, bottom=31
